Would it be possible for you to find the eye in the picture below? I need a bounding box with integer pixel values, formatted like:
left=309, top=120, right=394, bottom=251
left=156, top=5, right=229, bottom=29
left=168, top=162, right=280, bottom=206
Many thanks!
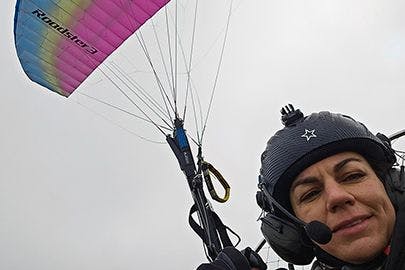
left=299, top=189, right=321, bottom=203
left=342, top=172, right=365, bottom=182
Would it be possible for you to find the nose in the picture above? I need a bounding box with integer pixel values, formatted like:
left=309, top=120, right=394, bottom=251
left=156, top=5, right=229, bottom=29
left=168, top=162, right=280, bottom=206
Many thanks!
left=325, top=181, right=355, bottom=213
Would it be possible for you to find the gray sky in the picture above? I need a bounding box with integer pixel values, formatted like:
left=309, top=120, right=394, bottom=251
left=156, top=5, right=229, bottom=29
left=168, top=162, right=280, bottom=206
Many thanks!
left=2, top=1, right=405, bottom=270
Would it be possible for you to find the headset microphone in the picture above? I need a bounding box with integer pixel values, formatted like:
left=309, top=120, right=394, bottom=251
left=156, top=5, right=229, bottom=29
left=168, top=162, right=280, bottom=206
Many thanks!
left=259, top=184, right=332, bottom=245
left=305, top=220, right=332, bottom=245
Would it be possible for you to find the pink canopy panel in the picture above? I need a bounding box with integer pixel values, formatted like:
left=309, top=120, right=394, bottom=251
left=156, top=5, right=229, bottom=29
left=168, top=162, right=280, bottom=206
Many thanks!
left=14, top=0, right=171, bottom=96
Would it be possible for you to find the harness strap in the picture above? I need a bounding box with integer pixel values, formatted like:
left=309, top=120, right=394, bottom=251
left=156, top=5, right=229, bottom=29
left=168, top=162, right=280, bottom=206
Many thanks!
left=189, top=204, right=234, bottom=259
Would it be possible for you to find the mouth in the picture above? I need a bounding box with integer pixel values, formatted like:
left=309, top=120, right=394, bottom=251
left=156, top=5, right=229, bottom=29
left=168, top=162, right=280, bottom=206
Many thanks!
left=332, top=215, right=372, bottom=233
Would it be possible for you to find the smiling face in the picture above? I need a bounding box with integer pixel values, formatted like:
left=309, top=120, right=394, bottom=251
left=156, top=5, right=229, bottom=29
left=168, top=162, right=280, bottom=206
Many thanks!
left=289, top=152, right=396, bottom=264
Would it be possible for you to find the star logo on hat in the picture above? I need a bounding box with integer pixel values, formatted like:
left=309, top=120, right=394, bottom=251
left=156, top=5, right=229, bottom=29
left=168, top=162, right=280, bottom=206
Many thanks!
left=301, top=129, right=317, bottom=141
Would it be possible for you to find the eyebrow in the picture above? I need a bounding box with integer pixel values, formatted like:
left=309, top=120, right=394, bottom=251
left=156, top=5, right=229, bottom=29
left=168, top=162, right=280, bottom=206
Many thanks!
left=291, top=176, right=319, bottom=192
left=291, top=157, right=363, bottom=192
left=333, top=157, right=362, bottom=174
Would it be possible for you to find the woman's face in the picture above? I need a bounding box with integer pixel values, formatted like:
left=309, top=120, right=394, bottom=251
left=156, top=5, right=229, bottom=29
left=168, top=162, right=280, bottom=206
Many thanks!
left=290, top=152, right=395, bottom=264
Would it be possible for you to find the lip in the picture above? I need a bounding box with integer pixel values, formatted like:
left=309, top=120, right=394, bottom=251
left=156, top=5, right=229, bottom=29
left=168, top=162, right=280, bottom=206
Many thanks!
left=332, top=215, right=372, bottom=234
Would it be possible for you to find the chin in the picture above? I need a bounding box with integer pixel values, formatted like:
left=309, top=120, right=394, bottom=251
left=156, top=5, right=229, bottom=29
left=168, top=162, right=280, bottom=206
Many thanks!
left=324, top=236, right=385, bottom=264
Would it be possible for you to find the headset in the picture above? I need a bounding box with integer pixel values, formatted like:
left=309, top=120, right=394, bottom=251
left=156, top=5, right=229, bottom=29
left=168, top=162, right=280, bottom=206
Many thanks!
left=256, top=180, right=331, bottom=265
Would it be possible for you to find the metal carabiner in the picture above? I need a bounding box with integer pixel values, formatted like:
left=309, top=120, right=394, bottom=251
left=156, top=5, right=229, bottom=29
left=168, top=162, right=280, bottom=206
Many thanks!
left=201, top=161, right=230, bottom=203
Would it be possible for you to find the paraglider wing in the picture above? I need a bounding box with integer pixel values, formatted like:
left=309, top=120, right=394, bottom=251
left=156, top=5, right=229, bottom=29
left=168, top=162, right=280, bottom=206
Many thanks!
left=14, top=0, right=239, bottom=261
left=14, top=0, right=170, bottom=97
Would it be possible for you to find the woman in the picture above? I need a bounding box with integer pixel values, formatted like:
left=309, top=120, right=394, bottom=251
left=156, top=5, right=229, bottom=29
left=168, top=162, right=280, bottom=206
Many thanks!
left=198, top=105, right=405, bottom=270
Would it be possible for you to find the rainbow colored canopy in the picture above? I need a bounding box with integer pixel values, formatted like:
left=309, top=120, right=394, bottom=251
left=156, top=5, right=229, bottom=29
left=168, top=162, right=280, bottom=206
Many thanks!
left=14, top=0, right=170, bottom=97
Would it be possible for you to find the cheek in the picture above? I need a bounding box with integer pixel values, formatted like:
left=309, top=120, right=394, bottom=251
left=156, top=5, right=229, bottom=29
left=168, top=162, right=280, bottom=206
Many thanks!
left=375, top=193, right=396, bottom=237
left=290, top=194, right=324, bottom=222
left=293, top=203, right=326, bottom=223
left=358, top=182, right=394, bottom=215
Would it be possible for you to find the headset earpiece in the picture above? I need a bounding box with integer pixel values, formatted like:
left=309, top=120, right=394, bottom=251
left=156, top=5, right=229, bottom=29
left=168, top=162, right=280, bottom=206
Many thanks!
left=376, top=132, right=397, bottom=165
left=376, top=133, right=391, bottom=147
left=256, top=185, right=316, bottom=265
left=256, top=190, right=272, bottom=212
left=260, top=213, right=315, bottom=265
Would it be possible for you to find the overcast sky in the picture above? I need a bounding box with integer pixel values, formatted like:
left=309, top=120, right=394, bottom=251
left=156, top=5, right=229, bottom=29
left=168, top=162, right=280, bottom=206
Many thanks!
left=2, top=1, right=405, bottom=270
